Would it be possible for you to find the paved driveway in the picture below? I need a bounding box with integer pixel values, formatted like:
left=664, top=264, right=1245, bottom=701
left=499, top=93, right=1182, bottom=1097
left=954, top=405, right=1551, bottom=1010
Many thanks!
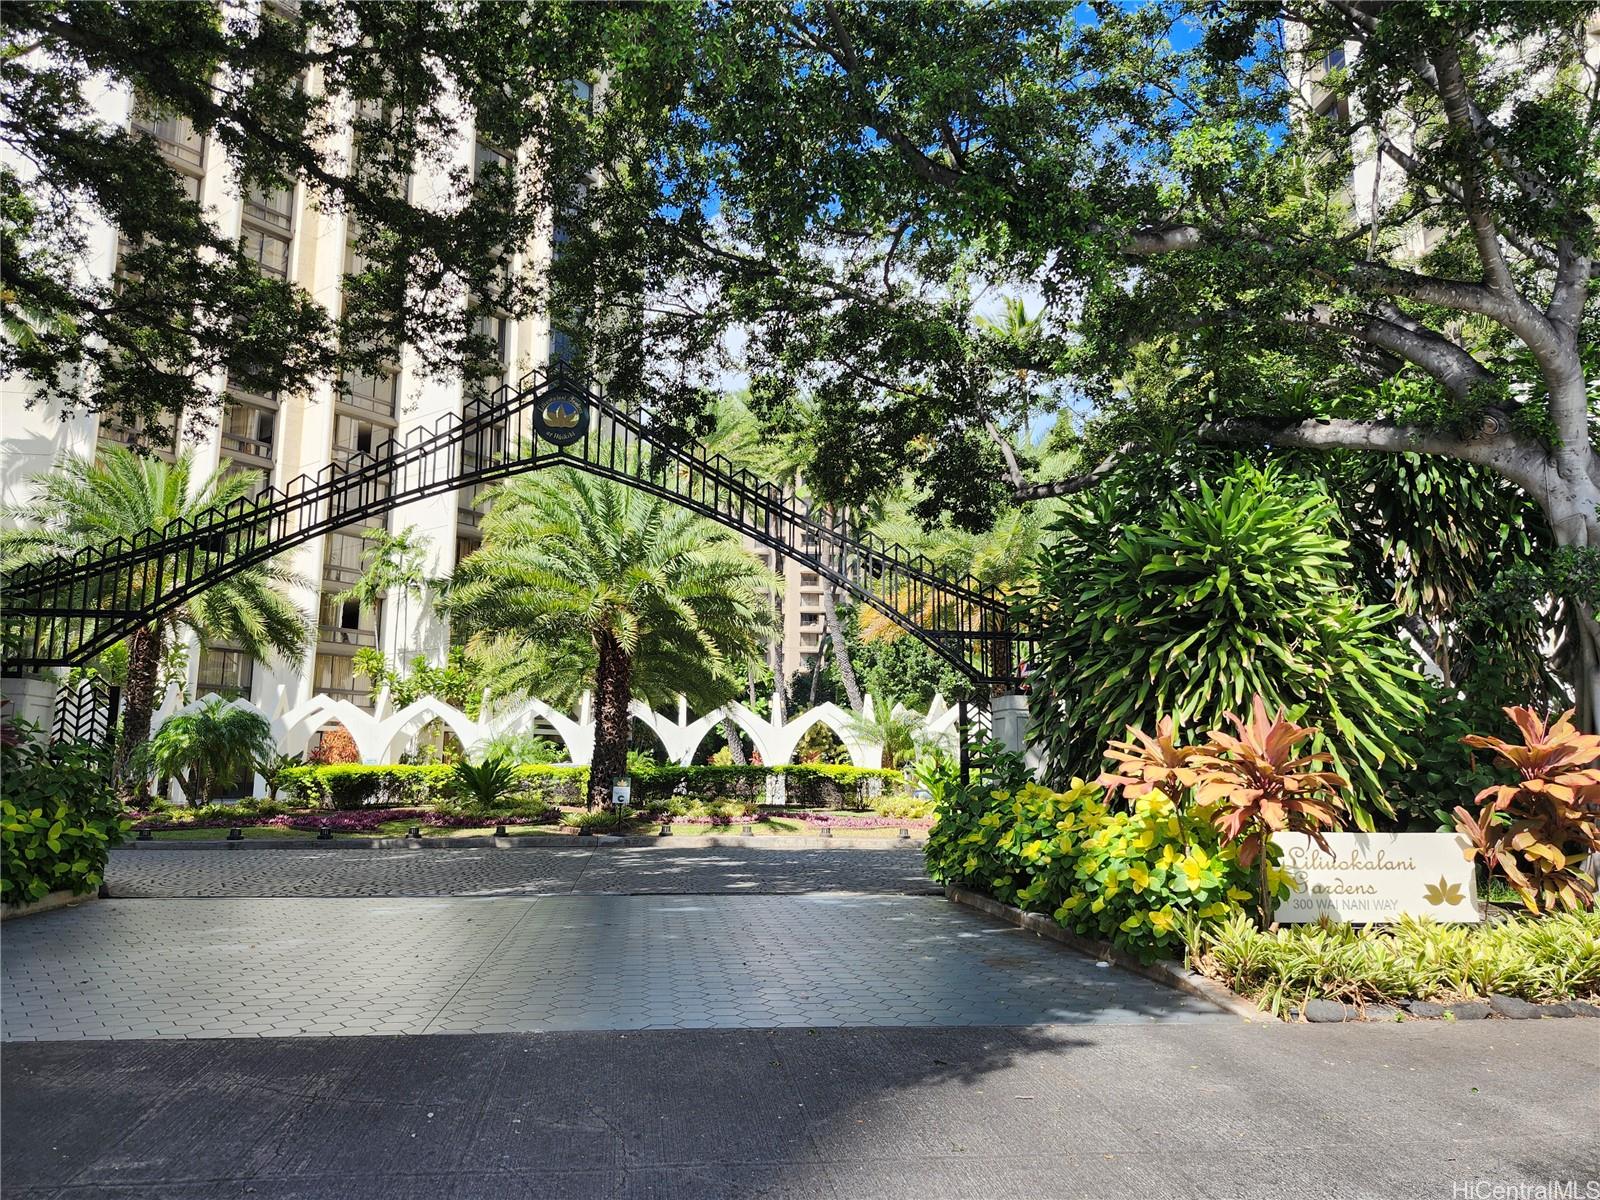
left=106, top=844, right=938, bottom=898
left=1, top=894, right=1225, bottom=1041
left=6, top=1023, right=1594, bottom=1200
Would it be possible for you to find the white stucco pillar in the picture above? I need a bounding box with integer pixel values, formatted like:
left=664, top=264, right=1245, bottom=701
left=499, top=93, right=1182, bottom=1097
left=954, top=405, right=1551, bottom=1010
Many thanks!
left=990, top=693, right=1029, bottom=756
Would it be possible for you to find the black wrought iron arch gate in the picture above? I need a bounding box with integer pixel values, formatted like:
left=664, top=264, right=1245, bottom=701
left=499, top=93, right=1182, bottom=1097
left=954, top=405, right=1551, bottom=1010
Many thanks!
left=1, top=370, right=1031, bottom=689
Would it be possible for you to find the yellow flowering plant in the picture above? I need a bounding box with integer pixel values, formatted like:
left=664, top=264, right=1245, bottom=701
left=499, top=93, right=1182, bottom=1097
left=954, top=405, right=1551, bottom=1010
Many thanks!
left=924, top=747, right=1263, bottom=963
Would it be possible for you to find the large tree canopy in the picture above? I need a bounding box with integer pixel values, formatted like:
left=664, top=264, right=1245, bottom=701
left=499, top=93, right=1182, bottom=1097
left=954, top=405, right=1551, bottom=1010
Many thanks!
left=5, top=1, right=1596, bottom=716
left=560, top=0, right=1599, bottom=720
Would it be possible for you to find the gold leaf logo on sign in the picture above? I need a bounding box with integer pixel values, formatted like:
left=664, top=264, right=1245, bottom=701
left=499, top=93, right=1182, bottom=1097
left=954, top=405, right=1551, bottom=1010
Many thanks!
left=1423, top=876, right=1464, bottom=907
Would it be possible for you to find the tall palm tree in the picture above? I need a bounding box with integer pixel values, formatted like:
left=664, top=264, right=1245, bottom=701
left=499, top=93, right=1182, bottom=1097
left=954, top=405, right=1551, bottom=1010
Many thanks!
left=0, top=446, right=314, bottom=799
left=443, top=467, right=776, bottom=808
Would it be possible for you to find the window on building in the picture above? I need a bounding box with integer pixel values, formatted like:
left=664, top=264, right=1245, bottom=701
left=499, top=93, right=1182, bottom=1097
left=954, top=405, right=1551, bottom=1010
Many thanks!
left=314, top=653, right=361, bottom=698
left=241, top=225, right=291, bottom=278
left=334, top=415, right=383, bottom=458
left=244, top=182, right=294, bottom=230
left=197, top=647, right=253, bottom=700
left=1324, top=46, right=1346, bottom=71
left=799, top=573, right=820, bottom=588
left=340, top=366, right=398, bottom=417
left=221, top=401, right=276, bottom=458
left=1313, top=93, right=1351, bottom=124
left=800, top=612, right=820, bottom=627
left=130, top=104, right=203, bottom=169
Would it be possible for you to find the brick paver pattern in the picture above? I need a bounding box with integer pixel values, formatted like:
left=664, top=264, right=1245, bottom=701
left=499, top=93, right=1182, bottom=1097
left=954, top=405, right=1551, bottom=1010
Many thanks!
left=106, top=845, right=939, bottom=898
left=1, top=895, right=1226, bottom=1040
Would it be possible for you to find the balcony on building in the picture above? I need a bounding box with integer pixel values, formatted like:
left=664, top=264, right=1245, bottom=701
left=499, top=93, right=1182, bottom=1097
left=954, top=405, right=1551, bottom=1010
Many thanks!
left=313, top=650, right=374, bottom=711
left=219, top=397, right=277, bottom=467
left=243, top=181, right=294, bottom=233
left=337, top=366, right=399, bottom=421
left=129, top=105, right=204, bottom=171
left=318, top=593, right=380, bottom=650
left=98, top=411, right=180, bottom=458
left=322, top=528, right=376, bottom=591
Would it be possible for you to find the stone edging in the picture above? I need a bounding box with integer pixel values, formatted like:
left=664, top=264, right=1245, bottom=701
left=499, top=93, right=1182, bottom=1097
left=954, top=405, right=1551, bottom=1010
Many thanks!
left=1, top=889, right=100, bottom=922
left=944, top=884, right=1269, bottom=1023
left=117, top=833, right=927, bottom=852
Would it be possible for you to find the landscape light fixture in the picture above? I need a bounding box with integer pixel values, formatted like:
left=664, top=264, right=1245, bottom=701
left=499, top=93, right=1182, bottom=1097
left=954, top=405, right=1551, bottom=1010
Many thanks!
left=226, top=827, right=242, bottom=841
left=318, top=822, right=332, bottom=840
left=408, top=826, right=422, bottom=839
left=136, top=827, right=152, bottom=841
left=494, top=823, right=508, bottom=837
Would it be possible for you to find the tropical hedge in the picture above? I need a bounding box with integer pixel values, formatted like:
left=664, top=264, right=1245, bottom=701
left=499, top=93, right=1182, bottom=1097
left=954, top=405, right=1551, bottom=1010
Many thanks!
left=276, top=762, right=902, bottom=811
left=923, top=746, right=1262, bottom=964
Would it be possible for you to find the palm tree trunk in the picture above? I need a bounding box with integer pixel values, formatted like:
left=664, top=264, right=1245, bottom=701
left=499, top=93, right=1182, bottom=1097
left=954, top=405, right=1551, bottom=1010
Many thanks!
left=115, top=623, right=164, bottom=803
left=808, top=635, right=829, bottom=707
left=820, top=581, right=863, bottom=712
left=588, top=634, right=632, bottom=810
left=722, top=715, right=748, bottom=765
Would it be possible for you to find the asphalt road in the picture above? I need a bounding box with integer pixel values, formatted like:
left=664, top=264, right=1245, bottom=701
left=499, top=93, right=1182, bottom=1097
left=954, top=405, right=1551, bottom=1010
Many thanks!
left=5, top=1022, right=1595, bottom=1199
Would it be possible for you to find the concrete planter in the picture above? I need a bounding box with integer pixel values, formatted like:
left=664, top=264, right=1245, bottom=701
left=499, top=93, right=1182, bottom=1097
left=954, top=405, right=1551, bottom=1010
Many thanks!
left=1, top=889, right=99, bottom=922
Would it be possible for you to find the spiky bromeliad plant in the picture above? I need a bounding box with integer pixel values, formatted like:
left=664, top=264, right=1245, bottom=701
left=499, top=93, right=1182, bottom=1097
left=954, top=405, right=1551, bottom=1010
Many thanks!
left=1454, top=707, right=1600, bottom=915
left=1194, top=698, right=1351, bottom=928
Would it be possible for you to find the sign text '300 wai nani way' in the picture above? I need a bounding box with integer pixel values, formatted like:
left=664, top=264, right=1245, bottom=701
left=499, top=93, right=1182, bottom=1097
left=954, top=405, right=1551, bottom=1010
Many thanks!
left=1272, top=832, right=1483, bottom=924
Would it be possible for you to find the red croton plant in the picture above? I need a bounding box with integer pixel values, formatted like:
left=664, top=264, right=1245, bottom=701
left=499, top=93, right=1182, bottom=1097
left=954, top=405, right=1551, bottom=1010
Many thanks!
left=1097, top=716, right=1203, bottom=805
left=1194, top=698, right=1351, bottom=927
left=1455, top=707, right=1600, bottom=915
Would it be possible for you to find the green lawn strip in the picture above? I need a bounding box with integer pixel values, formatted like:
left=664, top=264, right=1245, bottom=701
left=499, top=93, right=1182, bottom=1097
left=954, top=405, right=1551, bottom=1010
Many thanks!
left=137, top=825, right=319, bottom=841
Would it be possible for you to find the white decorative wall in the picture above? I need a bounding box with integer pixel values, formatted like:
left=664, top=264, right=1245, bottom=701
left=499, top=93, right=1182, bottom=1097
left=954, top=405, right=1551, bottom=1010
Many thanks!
left=144, top=683, right=990, bottom=802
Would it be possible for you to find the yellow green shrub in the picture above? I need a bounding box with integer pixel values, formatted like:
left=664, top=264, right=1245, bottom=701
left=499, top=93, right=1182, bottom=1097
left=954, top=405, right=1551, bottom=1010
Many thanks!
left=926, top=755, right=1265, bottom=962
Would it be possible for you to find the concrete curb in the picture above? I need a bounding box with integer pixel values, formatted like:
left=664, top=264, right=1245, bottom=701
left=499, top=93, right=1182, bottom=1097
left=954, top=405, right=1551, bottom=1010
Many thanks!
left=944, top=885, right=1269, bottom=1023
left=117, top=833, right=928, bottom=852
left=1, top=889, right=100, bottom=922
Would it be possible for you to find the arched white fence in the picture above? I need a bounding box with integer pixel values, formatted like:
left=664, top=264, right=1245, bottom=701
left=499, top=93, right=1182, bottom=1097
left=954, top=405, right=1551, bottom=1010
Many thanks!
left=146, top=683, right=989, bottom=800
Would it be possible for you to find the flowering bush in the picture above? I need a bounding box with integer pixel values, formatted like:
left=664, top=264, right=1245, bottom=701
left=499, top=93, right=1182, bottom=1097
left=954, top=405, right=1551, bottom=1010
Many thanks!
left=926, top=760, right=1265, bottom=962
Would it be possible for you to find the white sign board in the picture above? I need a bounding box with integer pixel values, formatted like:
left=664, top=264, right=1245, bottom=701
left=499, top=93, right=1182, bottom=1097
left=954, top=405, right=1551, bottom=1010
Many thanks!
left=1273, top=832, right=1482, bottom=924
left=610, top=783, right=631, bottom=808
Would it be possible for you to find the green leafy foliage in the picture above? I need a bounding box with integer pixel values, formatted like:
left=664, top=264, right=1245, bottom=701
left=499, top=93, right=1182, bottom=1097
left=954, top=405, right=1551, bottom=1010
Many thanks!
left=273, top=762, right=899, bottom=812
left=453, top=756, right=519, bottom=810
left=924, top=744, right=1258, bottom=963
left=1196, top=912, right=1600, bottom=1018
left=140, top=698, right=275, bottom=806
left=1026, top=461, right=1426, bottom=824
left=1, top=722, right=129, bottom=905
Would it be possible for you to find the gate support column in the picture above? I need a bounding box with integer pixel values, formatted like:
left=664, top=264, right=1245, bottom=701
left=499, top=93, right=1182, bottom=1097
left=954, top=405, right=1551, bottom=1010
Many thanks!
left=990, top=692, right=1029, bottom=756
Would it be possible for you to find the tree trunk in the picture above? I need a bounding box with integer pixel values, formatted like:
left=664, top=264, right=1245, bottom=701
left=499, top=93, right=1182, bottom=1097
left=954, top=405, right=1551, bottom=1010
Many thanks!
left=808, top=635, right=829, bottom=707
left=820, top=581, right=863, bottom=712
left=114, top=622, right=164, bottom=803
left=588, top=633, right=633, bottom=810
left=772, top=639, right=789, bottom=723
left=722, top=715, right=748, bottom=765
